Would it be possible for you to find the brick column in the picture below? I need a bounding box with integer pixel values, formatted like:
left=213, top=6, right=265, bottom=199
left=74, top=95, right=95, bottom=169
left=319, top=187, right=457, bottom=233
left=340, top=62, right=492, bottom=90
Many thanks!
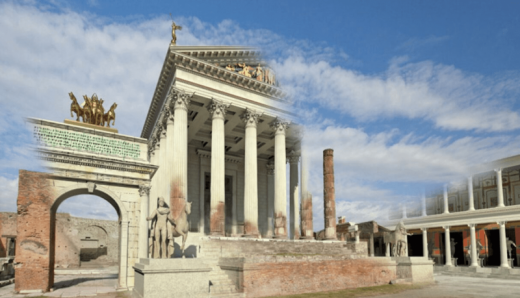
left=138, top=184, right=151, bottom=259
left=208, top=99, right=228, bottom=236
left=271, top=119, right=289, bottom=238
left=242, top=109, right=261, bottom=237
left=288, top=152, right=300, bottom=240
left=323, top=149, right=337, bottom=240
left=300, top=149, right=313, bottom=239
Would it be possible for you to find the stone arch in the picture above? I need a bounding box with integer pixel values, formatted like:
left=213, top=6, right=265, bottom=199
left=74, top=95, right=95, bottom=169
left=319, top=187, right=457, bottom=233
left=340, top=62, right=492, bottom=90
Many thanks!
left=50, top=183, right=130, bottom=289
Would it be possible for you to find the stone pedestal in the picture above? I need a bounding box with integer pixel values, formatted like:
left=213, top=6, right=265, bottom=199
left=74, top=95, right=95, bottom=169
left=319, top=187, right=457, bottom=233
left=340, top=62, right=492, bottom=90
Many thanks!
left=393, top=257, right=434, bottom=284
left=133, top=258, right=211, bottom=298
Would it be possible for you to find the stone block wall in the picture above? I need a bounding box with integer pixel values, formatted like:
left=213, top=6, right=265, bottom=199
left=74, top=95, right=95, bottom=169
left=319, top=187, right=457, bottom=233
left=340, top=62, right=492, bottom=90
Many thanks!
left=219, top=256, right=397, bottom=298
left=0, top=213, right=17, bottom=257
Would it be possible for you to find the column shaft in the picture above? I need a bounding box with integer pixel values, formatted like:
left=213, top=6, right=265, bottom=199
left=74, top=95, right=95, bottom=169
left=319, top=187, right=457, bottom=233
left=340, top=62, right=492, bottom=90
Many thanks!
left=422, top=228, right=428, bottom=258
left=499, top=221, right=510, bottom=268
left=422, top=194, right=427, bottom=216
left=385, top=243, right=390, bottom=257
left=443, top=185, right=449, bottom=214
left=300, top=149, right=313, bottom=239
left=160, top=128, right=167, bottom=200
left=444, top=226, right=453, bottom=266
left=323, top=149, right=337, bottom=240
left=266, top=163, right=275, bottom=237
left=272, top=119, right=288, bottom=238
left=209, top=100, right=227, bottom=235
left=138, top=185, right=151, bottom=259
left=166, top=112, right=175, bottom=206
left=289, top=154, right=300, bottom=239
left=496, top=169, right=505, bottom=207
left=242, top=109, right=260, bottom=237
left=469, top=224, right=478, bottom=267
left=468, top=176, right=475, bottom=211
left=369, top=233, right=375, bottom=257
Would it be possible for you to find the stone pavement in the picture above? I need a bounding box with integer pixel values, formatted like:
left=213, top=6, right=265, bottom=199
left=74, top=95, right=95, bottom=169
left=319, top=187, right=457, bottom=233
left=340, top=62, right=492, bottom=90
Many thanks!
left=1, top=273, right=520, bottom=297
left=0, top=273, right=129, bottom=298
left=377, top=275, right=520, bottom=298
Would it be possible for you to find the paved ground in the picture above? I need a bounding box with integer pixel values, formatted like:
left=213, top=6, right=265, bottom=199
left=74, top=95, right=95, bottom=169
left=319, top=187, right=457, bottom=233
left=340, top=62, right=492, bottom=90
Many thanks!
left=0, top=274, right=519, bottom=297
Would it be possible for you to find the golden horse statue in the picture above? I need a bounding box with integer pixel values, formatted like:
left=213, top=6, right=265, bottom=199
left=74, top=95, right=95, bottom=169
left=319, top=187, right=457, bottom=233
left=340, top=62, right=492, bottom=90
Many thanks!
left=69, top=92, right=84, bottom=122
left=69, top=92, right=117, bottom=128
left=104, top=103, right=117, bottom=127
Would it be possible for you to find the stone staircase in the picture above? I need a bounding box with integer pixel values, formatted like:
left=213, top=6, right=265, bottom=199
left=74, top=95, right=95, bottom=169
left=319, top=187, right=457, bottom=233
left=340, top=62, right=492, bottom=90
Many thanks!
left=202, top=245, right=244, bottom=297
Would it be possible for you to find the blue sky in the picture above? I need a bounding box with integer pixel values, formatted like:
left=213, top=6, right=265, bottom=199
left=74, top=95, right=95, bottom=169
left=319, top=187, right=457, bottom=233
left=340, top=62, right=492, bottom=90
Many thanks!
left=1, top=0, right=520, bottom=229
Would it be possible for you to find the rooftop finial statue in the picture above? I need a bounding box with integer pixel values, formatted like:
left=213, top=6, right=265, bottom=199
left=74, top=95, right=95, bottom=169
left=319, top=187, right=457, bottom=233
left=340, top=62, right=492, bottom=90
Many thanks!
left=170, top=14, right=182, bottom=45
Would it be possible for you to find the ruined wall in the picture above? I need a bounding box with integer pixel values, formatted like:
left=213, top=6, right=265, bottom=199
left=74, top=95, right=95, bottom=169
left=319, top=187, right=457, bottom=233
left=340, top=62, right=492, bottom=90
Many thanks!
left=0, top=212, right=118, bottom=268
left=0, top=213, right=17, bottom=257
left=221, top=256, right=396, bottom=298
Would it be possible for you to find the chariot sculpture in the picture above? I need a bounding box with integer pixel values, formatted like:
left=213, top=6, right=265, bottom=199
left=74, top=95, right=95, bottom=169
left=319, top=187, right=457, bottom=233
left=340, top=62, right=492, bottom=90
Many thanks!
left=69, top=92, right=117, bottom=128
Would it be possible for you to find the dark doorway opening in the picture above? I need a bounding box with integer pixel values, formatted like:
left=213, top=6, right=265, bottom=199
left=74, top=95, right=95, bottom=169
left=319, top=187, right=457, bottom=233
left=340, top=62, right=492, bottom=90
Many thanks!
left=486, top=229, right=500, bottom=266
left=408, top=234, right=423, bottom=257
left=451, top=232, right=464, bottom=266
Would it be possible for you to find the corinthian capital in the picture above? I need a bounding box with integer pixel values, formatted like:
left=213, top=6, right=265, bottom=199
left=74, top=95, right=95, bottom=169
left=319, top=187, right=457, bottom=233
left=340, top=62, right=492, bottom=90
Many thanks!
left=270, top=118, right=289, bottom=135
left=287, top=150, right=300, bottom=164
left=169, top=87, right=193, bottom=111
left=207, top=98, right=230, bottom=120
left=241, top=108, right=262, bottom=128
left=139, top=184, right=151, bottom=197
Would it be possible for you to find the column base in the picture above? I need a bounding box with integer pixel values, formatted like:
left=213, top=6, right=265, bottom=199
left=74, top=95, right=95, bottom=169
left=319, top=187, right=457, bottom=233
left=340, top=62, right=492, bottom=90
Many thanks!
left=242, top=234, right=260, bottom=239
left=444, top=264, right=453, bottom=267
left=299, top=236, right=314, bottom=240
left=272, top=235, right=288, bottom=239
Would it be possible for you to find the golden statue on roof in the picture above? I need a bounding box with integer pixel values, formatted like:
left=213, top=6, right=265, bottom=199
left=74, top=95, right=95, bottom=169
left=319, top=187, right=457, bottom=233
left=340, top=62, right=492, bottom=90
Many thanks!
left=69, top=92, right=117, bottom=128
left=170, top=15, right=182, bottom=45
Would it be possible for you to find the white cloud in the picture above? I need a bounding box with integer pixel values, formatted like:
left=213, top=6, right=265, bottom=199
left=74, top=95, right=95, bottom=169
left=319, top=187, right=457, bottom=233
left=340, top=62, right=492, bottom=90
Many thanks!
left=273, top=56, right=520, bottom=132
left=0, top=176, right=18, bottom=212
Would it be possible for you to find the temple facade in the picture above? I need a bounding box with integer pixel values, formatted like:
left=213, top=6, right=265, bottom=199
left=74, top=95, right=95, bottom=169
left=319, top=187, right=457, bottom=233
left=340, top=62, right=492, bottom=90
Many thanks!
left=140, top=45, right=309, bottom=240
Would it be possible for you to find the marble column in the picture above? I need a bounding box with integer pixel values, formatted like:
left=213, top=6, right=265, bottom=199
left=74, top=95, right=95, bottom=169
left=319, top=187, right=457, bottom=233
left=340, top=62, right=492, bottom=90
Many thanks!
left=208, top=99, right=228, bottom=235
left=495, top=169, right=505, bottom=208
left=300, top=148, right=313, bottom=239
left=468, top=176, right=475, bottom=211
left=159, top=126, right=167, bottom=200
left=421, top=228, right=428, bottom=258
left=171, top=89, right=192, bottom=207
left=369, top=233, right=375, bottom=257
left=242, top=109, right=261, bottom=237
left=148, top=139, right=158, bottom=216
left=422, top=194, right=427, bottom=216
left=138, top=184, right=151, bottom=259
left=288, top=152, right=300, bottom=240
left=323, top=149, right=337, bottom=240
left=468, top=224, right=479, bottom=267
left=498, top=221, right=510, bottom=268
left=355, top=231, right=360, bottom=244
left=443, top=184, right=449, bottom=214
left=386, top=243, right=390, bottom=257
left=165, top=109, right=175, bottom=208
left=271, top=119, right=289, bottom=238
left=444, top=226, right=453, bottom=266
left=266, top=162, right=275, bottom=237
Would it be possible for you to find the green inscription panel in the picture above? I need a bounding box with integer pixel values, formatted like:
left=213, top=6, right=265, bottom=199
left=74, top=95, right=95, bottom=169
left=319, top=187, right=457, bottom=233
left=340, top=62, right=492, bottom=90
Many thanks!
left=33, top=126, right=140, bottom=159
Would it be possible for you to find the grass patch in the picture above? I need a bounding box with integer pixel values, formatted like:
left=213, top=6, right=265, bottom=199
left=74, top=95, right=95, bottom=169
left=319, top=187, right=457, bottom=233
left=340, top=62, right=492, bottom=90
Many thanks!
left=269, top=283, right=432, bottom=298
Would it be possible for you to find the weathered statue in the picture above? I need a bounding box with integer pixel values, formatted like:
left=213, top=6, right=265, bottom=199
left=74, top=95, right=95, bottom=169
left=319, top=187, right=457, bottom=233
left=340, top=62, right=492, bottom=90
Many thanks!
left=147, top=197, right=176, bottom=259
left=384, top=221, right=411, bottom=257
left=171, top=21, right=182, bottom=45
left=170, top=201, right=192, bottom=257
left=507, top=237, right=517, bottom=258
left=451, top=238, right=457, bottom=258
